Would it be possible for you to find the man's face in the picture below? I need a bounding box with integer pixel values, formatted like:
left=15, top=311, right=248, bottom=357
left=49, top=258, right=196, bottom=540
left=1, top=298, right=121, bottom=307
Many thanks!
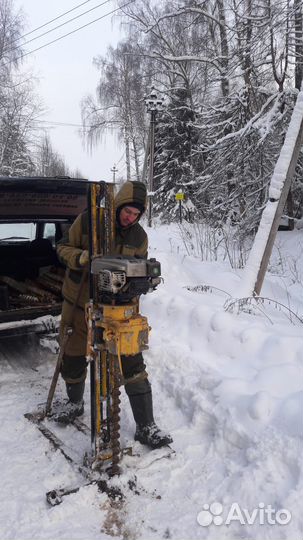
left=119, top=206, right=141, bottom=227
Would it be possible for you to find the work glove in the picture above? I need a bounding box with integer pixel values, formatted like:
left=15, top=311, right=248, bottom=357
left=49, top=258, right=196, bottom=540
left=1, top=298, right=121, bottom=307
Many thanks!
left=79, top=249, right=89, bottom=266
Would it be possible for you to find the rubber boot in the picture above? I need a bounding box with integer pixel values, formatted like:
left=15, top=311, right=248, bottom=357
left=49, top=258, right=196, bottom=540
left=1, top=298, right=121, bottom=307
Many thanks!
left=126, top=380, right=173, bottom=449
left=52, top=381, right=85, bottom=424
left=66, top=381, right=85, bottom=404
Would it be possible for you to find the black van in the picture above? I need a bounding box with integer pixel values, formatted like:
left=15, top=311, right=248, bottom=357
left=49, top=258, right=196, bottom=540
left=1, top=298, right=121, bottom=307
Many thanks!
left=0, top=176, right=92, bottom=338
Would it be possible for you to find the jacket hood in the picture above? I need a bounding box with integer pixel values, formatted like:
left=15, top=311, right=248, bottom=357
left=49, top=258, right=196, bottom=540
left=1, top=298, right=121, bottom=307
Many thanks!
left=115, top=181, right=147, bottom=215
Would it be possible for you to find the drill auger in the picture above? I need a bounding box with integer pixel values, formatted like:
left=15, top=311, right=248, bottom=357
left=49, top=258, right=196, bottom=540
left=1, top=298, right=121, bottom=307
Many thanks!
left=86, top=182, right=161, bottom=475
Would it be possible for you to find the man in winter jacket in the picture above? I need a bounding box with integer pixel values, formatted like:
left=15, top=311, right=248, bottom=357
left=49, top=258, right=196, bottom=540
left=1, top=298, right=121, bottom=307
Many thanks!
left=56, top=180, right=172, bottom=449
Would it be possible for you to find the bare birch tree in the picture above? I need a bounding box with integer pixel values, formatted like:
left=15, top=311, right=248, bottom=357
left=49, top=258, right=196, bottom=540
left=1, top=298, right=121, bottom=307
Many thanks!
left=0, top=0, right=41, bottom=176
left=81, top=39, right=148, bottom=181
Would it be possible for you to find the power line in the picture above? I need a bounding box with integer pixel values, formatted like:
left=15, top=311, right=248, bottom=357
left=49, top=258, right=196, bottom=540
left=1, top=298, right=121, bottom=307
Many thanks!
left=16, top=0, right=94, bottom=42
left=36, top=120, right=86, bottom=128
left=2, top=0, right=135, bottom=66
left=35, top=119, right=122, bottom=129
left=5, top=0, right=113, bottom=55
left=116, top=150, right=126, bottom=165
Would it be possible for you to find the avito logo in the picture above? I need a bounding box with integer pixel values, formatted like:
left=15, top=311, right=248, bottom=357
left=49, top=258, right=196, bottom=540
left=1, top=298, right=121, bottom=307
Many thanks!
left=197, top=502, right=291, bottom=527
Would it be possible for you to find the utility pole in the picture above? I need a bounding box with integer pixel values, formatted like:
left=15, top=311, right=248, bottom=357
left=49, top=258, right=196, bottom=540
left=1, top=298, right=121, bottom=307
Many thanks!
left=294, top=0, right=303, bottom=91
left=111, top=164, right=118, bottom=184
left=240, top=85, right=303, bottom=297
left=144, top=87, right=163, bottom=227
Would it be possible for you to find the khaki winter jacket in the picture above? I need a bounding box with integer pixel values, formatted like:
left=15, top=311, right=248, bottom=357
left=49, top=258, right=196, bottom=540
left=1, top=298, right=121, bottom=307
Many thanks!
left=56, top=181, right=148, bottom=308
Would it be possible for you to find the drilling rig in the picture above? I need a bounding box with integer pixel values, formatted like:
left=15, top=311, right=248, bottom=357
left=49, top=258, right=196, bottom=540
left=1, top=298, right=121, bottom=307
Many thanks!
left=85, top=181, right=161, bottom=475
left=25, top=180, right=162, bottom=492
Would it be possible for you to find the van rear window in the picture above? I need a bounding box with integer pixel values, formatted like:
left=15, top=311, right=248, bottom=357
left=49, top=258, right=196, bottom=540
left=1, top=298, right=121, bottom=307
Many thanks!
left=0, top=223, right=36, bottom=242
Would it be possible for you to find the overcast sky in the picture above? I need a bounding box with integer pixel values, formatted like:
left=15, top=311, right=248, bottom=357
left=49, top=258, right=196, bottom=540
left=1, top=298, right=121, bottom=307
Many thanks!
left=14, top=0, right=124, bottom=182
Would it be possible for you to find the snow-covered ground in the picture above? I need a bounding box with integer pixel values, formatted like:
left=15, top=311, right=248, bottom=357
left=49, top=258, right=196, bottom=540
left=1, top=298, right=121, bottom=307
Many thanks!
left=0, top=223, right=302, bottom=540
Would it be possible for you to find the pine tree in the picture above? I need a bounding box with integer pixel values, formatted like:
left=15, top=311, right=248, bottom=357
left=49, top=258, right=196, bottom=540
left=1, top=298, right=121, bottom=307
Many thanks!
left=153, top=86, right=198, bottom=221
